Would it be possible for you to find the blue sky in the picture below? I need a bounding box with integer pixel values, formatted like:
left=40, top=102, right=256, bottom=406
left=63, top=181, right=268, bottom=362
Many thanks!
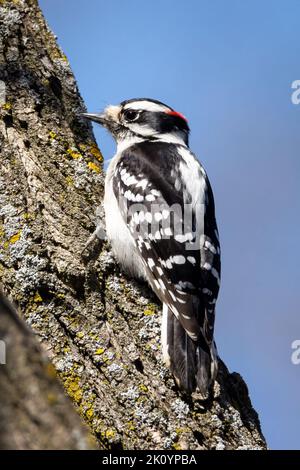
left=40, top=0, right=300, bottom=449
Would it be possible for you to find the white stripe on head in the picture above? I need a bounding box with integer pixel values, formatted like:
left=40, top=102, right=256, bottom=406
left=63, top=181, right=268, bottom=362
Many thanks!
left=155, top=132, right=187, bottom=146
left=123, top=100, right=170, bottom=113
left=126, top=122, right=156, bottom=136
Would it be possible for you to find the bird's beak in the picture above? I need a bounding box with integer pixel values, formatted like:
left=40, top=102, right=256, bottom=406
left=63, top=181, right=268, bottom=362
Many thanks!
left=81, top=112, right=107, bottom=125
left=81, top=106, right=121, bottom=136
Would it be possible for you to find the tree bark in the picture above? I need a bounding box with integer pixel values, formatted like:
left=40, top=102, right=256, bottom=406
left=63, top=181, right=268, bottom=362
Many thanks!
left=0, top=291, right=96, bottom=450
left=0, top=0, right=266, bottom=450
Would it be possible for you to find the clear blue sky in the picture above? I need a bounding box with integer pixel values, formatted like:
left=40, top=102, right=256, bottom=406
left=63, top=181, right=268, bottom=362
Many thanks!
left=40, top=0, right=300, bottom=449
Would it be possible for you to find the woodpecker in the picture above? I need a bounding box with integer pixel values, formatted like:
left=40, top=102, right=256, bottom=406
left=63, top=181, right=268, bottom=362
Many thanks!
left=83, top=98, right=221, bottom=395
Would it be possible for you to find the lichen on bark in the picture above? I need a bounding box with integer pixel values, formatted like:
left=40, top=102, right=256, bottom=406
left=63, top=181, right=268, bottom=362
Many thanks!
left=0, top=0, right=266, bottom=450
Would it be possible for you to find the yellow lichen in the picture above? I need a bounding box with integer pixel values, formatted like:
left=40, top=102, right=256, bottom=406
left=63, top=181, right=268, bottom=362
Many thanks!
left=144, top=309, right=155, bottom=316
left=139, top=384, right=148, bottom=393
left=89, top=143, right=103, bottom=162
left=49, top=130, right=57, bottom=139
left=172, top=442, right=182, bottom=450
left=3, top=231, right=21, bottom=249
left=79, top=394, right=96, bottom=422
left=66, top=148, right=82, bottom=159
left=89, top=333, right=100, bottom=341
left=126, top=421, right=136, bottom=431
left=33, top=291, right=43, bottom=303
left=65, top=175, right=74, bottom=186
left=144, top=303, right=157, bottom=316
left=87, top=161, right=101, bottom=173
left=175, top=427, right=190, bottom=434
left=105, top=429, right=115, bottom=439
left=61, top=54, right=69, bottom=63
left=22, top=212, right=34, bottom=220
left=73, top=388, right=83, bottom=403
left=49, top=48, right=69, bottom=63
left=2, top=102, right=12, bottom=110
left=86, top=408, right=94, bottom=419
left=9, top=232, right=21, bottom=244
left=76, top=331, right=84, bottom=339
left=95, top=348, right=105, bottom=355
left=63, top=374, right=83, bottom=404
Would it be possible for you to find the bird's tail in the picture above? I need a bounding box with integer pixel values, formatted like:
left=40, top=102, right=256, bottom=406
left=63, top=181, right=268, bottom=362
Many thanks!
left=161, top=305, right=218, bottom=395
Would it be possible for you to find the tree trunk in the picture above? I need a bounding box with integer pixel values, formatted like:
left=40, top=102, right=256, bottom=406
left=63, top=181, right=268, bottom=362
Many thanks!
left=0, top=0, right=266, bottom=450
left=0, top=291, right=96, bottom=450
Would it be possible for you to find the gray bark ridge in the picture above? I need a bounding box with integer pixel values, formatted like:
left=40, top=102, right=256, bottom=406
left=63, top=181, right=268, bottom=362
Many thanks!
left=0, top=0, right=266, bottom=450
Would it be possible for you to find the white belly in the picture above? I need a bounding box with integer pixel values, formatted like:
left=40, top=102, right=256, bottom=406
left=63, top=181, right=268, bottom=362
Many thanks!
left=104, top=154, right=147, bottom=280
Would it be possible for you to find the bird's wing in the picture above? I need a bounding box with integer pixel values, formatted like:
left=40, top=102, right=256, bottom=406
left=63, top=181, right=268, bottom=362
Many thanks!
left=112, top=141, right=220, bottom=346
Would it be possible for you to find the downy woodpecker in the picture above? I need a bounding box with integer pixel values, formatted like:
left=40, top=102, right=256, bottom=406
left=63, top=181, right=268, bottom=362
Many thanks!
left=83, top=98, right=221, bottom=395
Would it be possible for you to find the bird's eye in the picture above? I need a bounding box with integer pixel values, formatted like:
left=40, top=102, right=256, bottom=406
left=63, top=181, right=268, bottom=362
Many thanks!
left=123, top=109, right=139, bottom=122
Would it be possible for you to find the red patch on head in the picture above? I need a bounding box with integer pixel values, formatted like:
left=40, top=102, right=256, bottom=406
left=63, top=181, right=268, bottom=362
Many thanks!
left=166, top=110, right=188, bottom=122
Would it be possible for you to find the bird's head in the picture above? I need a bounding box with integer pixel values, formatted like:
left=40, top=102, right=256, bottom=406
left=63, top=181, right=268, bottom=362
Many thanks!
left=82, top=98, right=189, bottom=147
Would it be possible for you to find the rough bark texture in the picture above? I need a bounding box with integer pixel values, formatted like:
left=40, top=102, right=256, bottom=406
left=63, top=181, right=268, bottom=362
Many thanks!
left=0, top=0, right=266, bottom=450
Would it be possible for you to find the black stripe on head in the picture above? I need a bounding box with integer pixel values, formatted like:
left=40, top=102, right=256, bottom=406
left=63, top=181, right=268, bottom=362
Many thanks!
left=156, top=111, right=190, bottom=134
left=136, top=110, right=189, bottom=137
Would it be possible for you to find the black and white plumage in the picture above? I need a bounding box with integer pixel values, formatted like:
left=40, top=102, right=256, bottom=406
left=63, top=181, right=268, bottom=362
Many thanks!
left=83, top=98, right=221, bottom=395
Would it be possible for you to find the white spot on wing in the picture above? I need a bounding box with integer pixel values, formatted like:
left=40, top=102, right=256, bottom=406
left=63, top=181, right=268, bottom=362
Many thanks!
left=147, top=258, right=155, bottom=270
left=203, top=262, right=212, bottom=270
left=136, top=179, right=148, bottom=190
left=173, top=255, right=186, bottom=265
left=164, top=227, right=172, bottom=236
left=134, top=193, right=144, bottom=202
left=174, top=232, right=193, bottom=243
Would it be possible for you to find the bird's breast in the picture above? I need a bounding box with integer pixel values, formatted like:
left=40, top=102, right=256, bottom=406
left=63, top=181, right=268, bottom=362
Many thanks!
left=104, top=155, right=147, bottom=281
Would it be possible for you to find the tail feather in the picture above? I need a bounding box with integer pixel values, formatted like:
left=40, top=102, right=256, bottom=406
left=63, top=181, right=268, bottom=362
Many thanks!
left=161, top=305, right=218, bottom=395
